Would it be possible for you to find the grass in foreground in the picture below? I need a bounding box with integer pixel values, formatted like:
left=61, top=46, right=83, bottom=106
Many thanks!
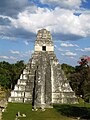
left=2, top=102, right=90, bottom=120
left=54, top=103, right=90, bottom=119
left=2, top=103, right=76, bottom=120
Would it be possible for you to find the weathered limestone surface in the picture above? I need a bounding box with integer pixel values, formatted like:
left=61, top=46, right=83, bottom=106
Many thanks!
left=0, top=112, right=2, bottom=120
left=8, top=29, right=78, bottom=108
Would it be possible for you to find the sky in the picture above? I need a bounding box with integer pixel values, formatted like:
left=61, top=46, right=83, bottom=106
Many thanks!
left=0, top=0, right=90, bottom=66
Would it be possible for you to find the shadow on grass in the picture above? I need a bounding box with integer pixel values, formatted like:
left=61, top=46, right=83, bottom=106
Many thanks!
left=53, top=104, right=90, bottom=119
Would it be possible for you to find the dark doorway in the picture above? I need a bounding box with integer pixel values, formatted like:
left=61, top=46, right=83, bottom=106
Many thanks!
left=42, top=46, right=46, bottom=51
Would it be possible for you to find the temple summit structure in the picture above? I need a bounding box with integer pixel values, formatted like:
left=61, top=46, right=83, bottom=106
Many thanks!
left=8, top=29, right=78, bottom=108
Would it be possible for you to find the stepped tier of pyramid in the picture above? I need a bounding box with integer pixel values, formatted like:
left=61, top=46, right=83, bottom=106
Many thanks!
left=8, top=29, right=78, bottom=108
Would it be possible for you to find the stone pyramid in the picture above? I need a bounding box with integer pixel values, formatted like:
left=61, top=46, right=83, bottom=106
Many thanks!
left=8, top=29, right=78, bottom=108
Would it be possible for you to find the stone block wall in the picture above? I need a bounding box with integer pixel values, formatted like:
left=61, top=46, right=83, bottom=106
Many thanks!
left=8, top=29, right=78, bottom=107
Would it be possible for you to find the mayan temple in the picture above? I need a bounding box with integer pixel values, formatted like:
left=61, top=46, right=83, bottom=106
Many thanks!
left=8, top=29, right=77, bottom=108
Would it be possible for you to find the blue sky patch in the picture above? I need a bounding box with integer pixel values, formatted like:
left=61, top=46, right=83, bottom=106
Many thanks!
left=0, top=0, right=90, bottom=66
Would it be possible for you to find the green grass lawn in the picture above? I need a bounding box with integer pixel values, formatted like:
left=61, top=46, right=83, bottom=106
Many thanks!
left=2, top=102, right=90, bottom=120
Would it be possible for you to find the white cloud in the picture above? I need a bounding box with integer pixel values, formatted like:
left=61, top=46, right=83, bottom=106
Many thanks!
left=25, top=50, right=34, bottom=56
left=10, top=50, right=20, bottom=55
left=58, top=48, right=64, bottom=51
left=61, top=51, right=77, bottom=57
left=10, top=56, right=17, bottom=60
left=76, top=48, right=84, bottom=51
left=0, top=56, right=9, bottom=59
left=40, top=0, right=86, bottom=9
left=20, top=50, right=34, bottom=57
left=76, top=47, right=90, bottom=52
left=60, top=43, right=79, bottom=47
left=0, top=36, right=16, bottom=40
left=84, top=48, right=90, bottom=52
left=58, top=48, right=69, bottom=52
left=0, top=6, right=90, bottom=40
left=54, top=45, right=57, bottom=48
left=24, top=40, right=29, bottom=45
left=10, top=7, right=90, bottom=38
left=0, top=55, right=17, bottom=60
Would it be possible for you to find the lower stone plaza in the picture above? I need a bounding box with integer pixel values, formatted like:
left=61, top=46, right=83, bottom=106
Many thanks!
left=8, top=29, right=78, bottom=109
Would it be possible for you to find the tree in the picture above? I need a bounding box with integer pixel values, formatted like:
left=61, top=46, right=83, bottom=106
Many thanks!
left=61, top=63, right=75, bottom=77
left=0, top=61, right=12, bottom=89
left=69, top=67, right=88, bottom=97
left=68, top=56, right=90, bottom=102
left=78, top=55, right=90, bottom=67
left=83, top=67, right=90, bottom=102
left=0, top=60, right=25, bottom=90
left=10, top=60, right=25, bottom=89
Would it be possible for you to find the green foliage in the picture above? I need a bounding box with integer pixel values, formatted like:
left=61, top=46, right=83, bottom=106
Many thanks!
left=67, top=63, right=90, bottom=102
left=0, top=60, right=25, bottom=90
left=69, top=66, right=89, bottom=95
left=61, top=60, right=90, bottom=103
left=61, top=63, right=75, bottom=77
